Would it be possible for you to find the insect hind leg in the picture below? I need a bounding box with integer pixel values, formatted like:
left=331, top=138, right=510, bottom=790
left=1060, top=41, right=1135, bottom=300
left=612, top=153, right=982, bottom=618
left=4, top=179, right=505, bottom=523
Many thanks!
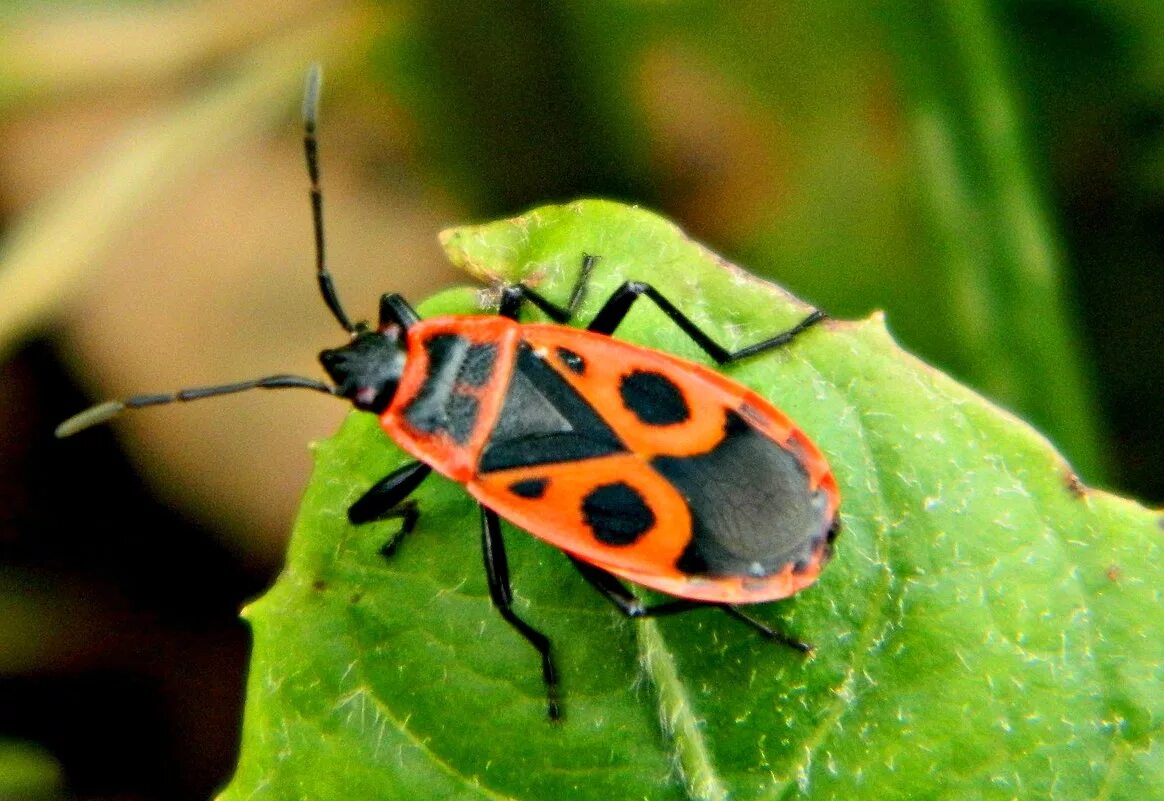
left=568, top=556, right=698, bottom=616
left=720, top=605, right=812, bottom=653
left=497, top=253, right=597, bottom=322
left=569, top=557, right=811, bottom=653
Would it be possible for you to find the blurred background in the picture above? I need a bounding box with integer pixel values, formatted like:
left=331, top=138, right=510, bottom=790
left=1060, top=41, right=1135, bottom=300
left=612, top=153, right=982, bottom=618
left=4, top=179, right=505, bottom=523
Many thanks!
left=0, top=1, right=1161, bottom=799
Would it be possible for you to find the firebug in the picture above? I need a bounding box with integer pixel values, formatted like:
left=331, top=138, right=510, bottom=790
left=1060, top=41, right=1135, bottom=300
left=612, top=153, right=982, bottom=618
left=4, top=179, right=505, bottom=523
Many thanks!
left=57, top=67, right=840, bottom=720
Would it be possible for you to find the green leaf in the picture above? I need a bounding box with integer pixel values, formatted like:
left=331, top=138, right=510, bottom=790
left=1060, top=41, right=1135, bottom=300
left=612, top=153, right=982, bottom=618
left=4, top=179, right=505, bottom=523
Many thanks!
left=0, top=740, right=62, bottom=801
left=882, top=0, right=1107, bottom=482
left=219, top=200, right=1162, bottom=801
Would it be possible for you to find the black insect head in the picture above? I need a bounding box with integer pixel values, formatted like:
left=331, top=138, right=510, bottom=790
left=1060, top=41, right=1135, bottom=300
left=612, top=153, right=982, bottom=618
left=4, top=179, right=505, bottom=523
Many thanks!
left=319, top=326, right=408, bottom=414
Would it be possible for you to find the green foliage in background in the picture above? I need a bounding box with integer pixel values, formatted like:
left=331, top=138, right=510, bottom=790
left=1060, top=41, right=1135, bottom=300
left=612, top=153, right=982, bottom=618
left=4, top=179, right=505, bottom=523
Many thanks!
left=0, top=740, right=62, bottom=801
left=219, top=201, right=1162, bottom=801
left=372, top=0, right=1164, bottom=490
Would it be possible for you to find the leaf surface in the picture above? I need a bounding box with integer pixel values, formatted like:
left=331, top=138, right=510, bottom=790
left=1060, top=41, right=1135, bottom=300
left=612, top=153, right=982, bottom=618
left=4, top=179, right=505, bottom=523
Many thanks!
left=219, top=200, right=1162, bottom=801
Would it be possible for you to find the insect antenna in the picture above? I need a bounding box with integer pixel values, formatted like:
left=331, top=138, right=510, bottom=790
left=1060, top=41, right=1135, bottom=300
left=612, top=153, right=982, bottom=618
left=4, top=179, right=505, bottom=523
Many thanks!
left=57, top=67, right=363, bottom=439
left=55, top=375, right=336, bottom=438
left=56, top=68, right=362, bottom=439
left=303, top=64, right=356, bottom=335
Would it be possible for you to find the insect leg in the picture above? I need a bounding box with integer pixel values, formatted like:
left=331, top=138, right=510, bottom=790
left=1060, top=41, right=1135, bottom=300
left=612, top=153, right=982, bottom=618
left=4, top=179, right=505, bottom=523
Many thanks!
left=378, top=293, right=421, bottom=330
left=497, top=253, right=598, bottom=322
left=586, top=281, right=826, bottom=365
left=569, top=557, right=702, bottom=617
left=569, top=558, right=811, bottom=653
left=720, top=606, right=812, bottom=653
left=348, top=461, right=432, bottom=557
left=480, top=507, right=562, bottom=720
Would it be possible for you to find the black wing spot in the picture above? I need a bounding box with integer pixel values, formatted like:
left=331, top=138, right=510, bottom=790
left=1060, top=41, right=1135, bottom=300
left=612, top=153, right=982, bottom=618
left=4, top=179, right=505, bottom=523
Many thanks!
left=556, top=347, right=586, bottom=375
left=620, top=370, right=690, bottom=426
left=508, top=478, right=549, bottom=499
left=582, top=482, right=655, bottom=546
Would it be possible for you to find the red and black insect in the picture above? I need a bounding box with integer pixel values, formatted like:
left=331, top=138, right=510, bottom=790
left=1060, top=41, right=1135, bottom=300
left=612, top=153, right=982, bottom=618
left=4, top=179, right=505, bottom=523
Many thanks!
left=57, top=68, right=840, bottom=720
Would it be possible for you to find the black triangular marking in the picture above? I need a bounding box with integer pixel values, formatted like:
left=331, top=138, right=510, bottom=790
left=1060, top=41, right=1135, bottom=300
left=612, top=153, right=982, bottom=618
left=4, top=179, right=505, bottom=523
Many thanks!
left=479, top=343, right=625, bottom=473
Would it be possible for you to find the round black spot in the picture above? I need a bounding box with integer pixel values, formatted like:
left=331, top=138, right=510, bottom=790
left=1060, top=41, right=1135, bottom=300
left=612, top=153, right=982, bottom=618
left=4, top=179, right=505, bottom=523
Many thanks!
left=508, top=478, right=549, bottom=499
left=581, top=482, right=655, bottom=546
left=556, top=347, right=586, bottom=375
left=619, top=370, right=690, bottom=426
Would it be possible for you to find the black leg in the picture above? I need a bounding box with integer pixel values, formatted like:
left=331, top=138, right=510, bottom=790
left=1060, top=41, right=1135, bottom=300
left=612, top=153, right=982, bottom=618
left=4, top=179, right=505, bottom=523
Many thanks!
left=480, top=507, right=561, bottom=721
left=372, top=501, right=420, bottom=559
left=569, top=557, right=703, bottom=617
left=349, top=461, right=431, bottom=523
left=379, top=293, right=421, bottom=330
left=569, top=557, right=811, bottom=653
left=497, top=253, right=598, bottom=322
left=586, top=281, right=826, bottom=365
left=348, top=461, right=431, bottom=557
left=720, top=605, right=812, bottom=653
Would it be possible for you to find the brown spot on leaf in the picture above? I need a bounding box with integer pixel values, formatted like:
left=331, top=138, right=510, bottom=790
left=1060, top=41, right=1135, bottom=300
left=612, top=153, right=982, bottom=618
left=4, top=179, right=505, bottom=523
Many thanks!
left=1064, top=468, right=1087, bottom=498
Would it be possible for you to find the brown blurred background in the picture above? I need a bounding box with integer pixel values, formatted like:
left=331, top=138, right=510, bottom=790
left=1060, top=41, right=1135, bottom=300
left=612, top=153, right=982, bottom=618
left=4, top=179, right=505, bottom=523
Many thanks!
left=1, top=1, right=1161, bottom=799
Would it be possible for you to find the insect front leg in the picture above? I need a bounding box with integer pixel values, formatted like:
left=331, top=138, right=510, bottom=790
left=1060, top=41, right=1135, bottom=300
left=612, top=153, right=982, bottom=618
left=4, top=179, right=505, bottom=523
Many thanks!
left=497, top=253, right=598, bottom=322
left=568, top=557, right=811, bottom=653
left=586, top=281, right=826, bottom=364
left=480, top=507, right=562, bottom=721
left=378, top=293, right=421, bottom=330
left=348, top=460, right=432, bottom=558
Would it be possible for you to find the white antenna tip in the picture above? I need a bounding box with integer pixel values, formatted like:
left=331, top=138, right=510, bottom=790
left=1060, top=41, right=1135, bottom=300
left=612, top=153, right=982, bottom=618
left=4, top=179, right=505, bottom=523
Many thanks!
left=55, top=401, right=127, bottom=438
left=303, top=64, right=323, bottom=126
